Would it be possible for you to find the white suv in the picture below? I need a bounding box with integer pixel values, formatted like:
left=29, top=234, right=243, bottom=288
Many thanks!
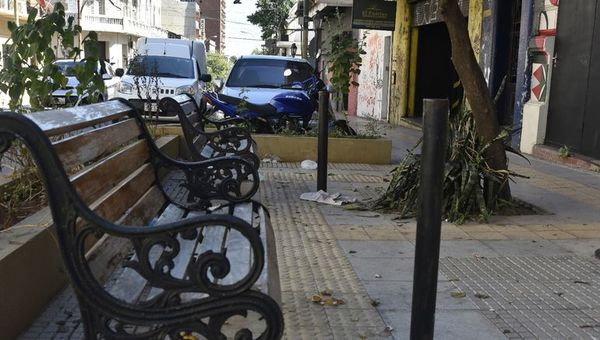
left=115, top=38, right=209, bottom=121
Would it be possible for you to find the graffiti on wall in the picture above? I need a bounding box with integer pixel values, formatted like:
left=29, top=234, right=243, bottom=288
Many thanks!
left=357, top=31, right=386, bottom=118
left=410, top=0, right=469, bottom=27
left=528, top=0, right=559, bottom=103
left=539, top=0, right=559, bottom=36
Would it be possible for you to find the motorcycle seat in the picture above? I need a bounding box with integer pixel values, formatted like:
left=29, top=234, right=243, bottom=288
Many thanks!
left=219, top=94, right=244, bottom=105
left=219, top=94, right=278, bottom=116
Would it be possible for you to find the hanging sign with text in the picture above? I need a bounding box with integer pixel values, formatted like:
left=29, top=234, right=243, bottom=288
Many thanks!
left=352, top=0, right=397, bottom=31
left=410, top=0, right=470, bottom=27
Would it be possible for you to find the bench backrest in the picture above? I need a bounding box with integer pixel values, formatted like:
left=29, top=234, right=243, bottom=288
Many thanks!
left=26, top=101, right=165, bottom=224
left=158, top=94, right=209, bottom=157
left=0, top=101, right=170, bottom=280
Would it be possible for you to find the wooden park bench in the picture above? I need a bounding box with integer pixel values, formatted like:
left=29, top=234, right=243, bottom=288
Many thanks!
left=0, top=99, right=283, bottom=339
left=159, top=94, right=259, bottom=168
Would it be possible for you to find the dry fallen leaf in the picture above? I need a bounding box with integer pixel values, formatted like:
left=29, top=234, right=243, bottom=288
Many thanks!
left=320, top=289, right=333, bottom=296
left=450, top=291, right=466, bottom=298
left=311, top=290, right=344, bottom=306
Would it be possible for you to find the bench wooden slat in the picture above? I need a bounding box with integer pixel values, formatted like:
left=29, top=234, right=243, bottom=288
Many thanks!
left=155, top=204, right=187, bottom=225
left=144, top=206, right=207, bottom=301
left=87, top=185, right=167, bottom=285
left=260, top=209, right=280, bottom=302
left=53, top=119, right=142, bottom=171
left=90, top=164, right=156, bottom=223
left=25, top=101, right=133, bottom=137
left=107, top=204, right=184, bottom=303
left=221, top=204, right=253, bottom=285
left=71, top=140, right=149, bottom=204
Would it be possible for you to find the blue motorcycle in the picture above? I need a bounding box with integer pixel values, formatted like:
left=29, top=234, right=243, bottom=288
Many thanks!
left=204, top=74, right=355, bottom=135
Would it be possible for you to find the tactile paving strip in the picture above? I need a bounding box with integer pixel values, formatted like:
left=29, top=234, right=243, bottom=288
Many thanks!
left=260, top=162, right=392, bottom=172
left=440, top=256, right=600, bottom=339
left=260, top=170, right=386, bottom=184
left=261, top=170, right=389, bottom=339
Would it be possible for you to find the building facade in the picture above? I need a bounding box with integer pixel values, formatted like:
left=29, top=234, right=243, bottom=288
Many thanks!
left=520, top=0, right=600, bottom=160
left=199, top=0, right=225, bottom=52
left=162, top=0, right=199, bottom=40
left=61, top=0, right=168, bottom=69
left=356, top=29, right=393, bottom=121
left=389, top=0, right=524, bottom=126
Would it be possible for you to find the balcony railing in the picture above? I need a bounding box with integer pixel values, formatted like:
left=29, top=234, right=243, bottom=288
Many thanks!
left=83, top=15, right=123, bottom=26
left=124, top=18, right=169, bottom=38
left=0, top=0, right=28, bottom=18
left=64, top=12, right=168, bottom=38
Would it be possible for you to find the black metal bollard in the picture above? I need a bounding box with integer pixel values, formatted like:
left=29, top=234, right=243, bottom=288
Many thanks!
left=409, top=99, right=449, bottom=340
left=317, top=90, right=329, bottom=191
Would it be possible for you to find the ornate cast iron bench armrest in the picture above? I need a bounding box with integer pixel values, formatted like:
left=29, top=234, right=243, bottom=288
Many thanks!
left=158, top=96, right=260, bottom=168
left=151, top=150, right=261, bottom=209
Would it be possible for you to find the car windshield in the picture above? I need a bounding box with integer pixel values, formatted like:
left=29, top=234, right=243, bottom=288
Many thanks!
left=128, top=56, right=195, bottom=79
left=226, top=59, right=314, bottom=88
left=55, top=61, right=85, bottom=76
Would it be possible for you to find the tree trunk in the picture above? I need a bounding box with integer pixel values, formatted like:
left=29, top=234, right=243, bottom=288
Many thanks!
left=440, top=0, right=511, bottom=203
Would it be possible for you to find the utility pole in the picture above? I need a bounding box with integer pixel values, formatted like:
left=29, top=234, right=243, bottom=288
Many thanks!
left=301, top=0, right=308, bottom=59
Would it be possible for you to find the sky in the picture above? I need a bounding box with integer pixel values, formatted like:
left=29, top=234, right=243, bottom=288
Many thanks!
left=224, top=0, right=264, bottom=57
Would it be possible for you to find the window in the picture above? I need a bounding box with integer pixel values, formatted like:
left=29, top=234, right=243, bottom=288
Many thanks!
left=226, top=59, right=314, bottom=88
left=98, top=0, right=105, bottom=15
left=128, top=56, right=195, bottom=79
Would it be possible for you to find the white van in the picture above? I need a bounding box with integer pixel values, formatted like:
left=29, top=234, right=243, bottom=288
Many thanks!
left=115, top=38, right=210, bottom=121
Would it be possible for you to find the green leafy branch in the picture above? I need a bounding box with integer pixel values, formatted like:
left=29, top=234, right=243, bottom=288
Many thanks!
left=0, top=3, right=102, bottom=112
left=324, top=10, right=366, bottom=96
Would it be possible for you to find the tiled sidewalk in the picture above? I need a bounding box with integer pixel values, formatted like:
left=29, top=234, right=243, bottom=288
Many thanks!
left=17, top=140, right=600, bottom=340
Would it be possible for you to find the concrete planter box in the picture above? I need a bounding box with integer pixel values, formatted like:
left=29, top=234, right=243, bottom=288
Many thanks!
left=0, top=136, right=179, bottom=339
left=253, top=135, right=391, bottom=164
left=157, top=125, right=392, bottom=164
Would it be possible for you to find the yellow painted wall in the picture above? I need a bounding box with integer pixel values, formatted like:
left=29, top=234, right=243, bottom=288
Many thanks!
left=407, top=28, right=419, bottom=117
left=468, top=0, right=484, bottom=60
left=388, top=0, right=485, bottom=124
left=388, top=0, right=411, bottom=124
left=0, top=17, right=15, bottom=37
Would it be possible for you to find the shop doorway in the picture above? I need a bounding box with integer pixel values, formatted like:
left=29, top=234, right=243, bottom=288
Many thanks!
left=492, top=0, right=522, bottom=127
left=413, top=22, right=459, bottom=117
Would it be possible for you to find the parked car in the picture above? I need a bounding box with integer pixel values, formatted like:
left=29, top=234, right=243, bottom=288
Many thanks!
left=50, top=59, right=120, bottom=106
left=115, top=38, right=210, bottom=122
left=219, top=55, right=315, bottom=104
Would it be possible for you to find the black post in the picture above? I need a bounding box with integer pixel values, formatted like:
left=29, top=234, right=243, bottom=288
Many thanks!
left=317, top=90, right=329, bottom=191
left=409, top=99, right=449, bottom=340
